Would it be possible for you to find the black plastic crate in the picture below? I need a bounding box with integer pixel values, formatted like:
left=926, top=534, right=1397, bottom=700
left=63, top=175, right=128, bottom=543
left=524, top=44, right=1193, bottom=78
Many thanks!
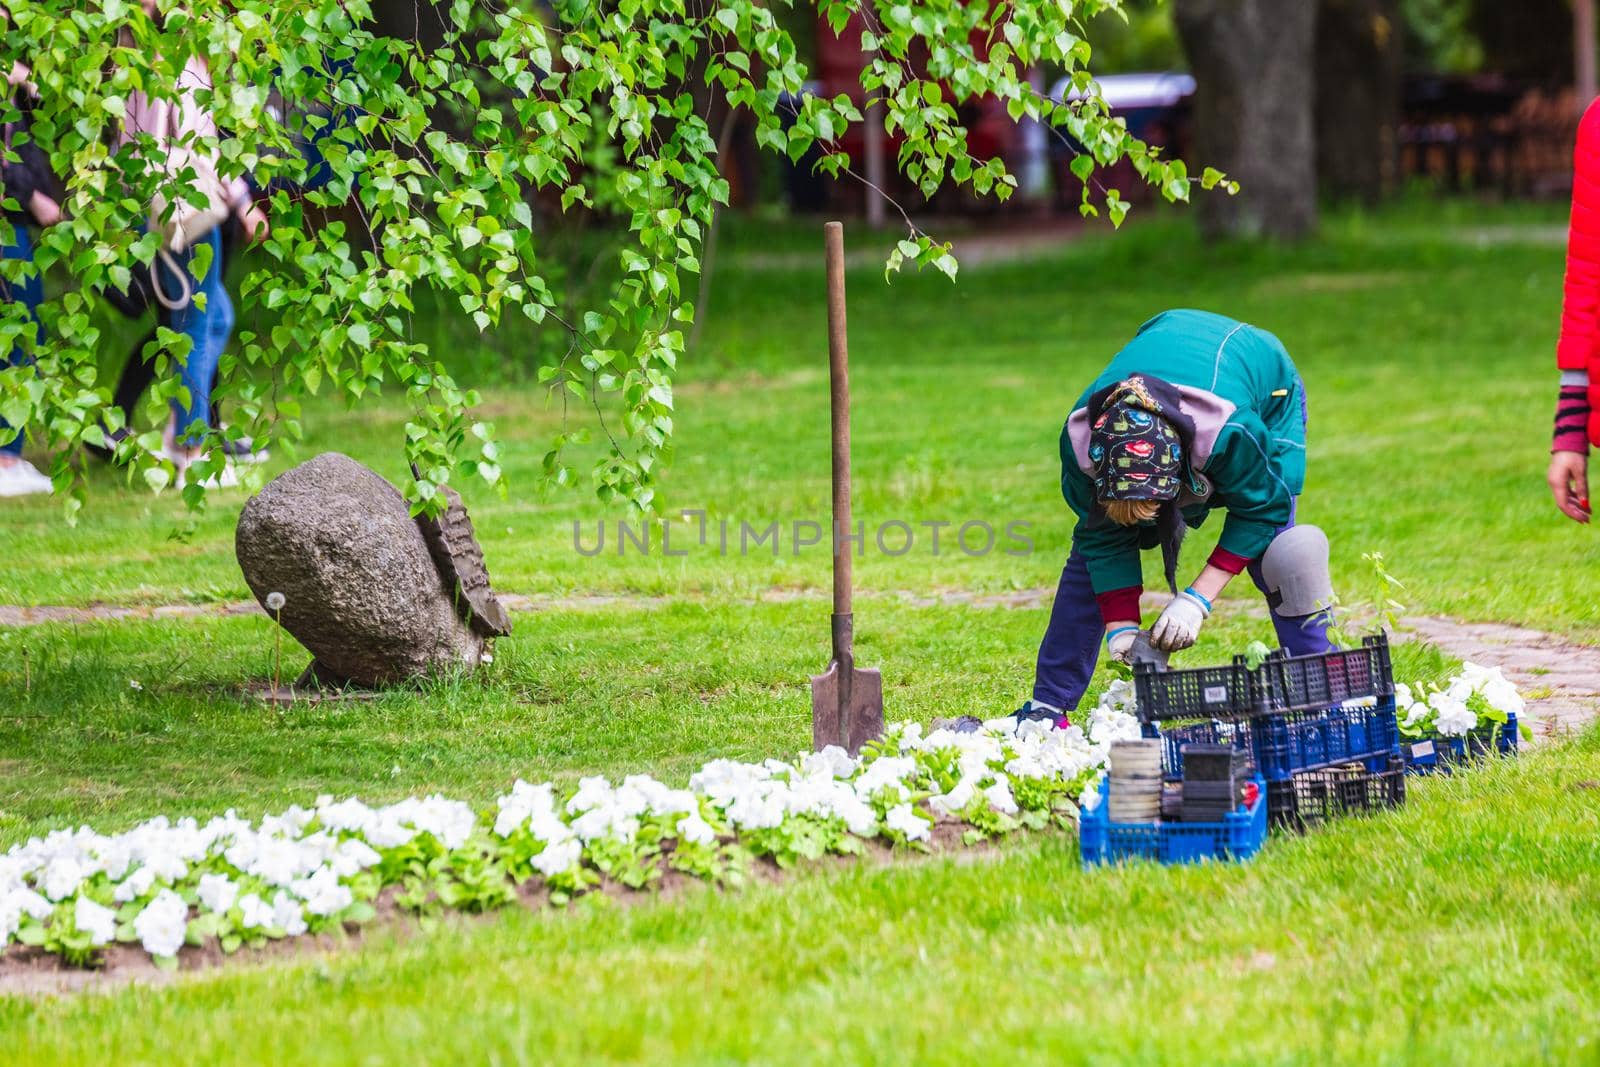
left=1133, top=656, right=1258, bottom=723
left=1266, top=756, right=1407, bottom=832
left=1251, top=635, right=1394, bottom=715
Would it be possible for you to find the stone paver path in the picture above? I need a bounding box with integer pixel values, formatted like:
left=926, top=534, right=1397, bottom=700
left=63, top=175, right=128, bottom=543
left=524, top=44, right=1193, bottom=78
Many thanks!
left=1402, top=616, right=1600, bottom=738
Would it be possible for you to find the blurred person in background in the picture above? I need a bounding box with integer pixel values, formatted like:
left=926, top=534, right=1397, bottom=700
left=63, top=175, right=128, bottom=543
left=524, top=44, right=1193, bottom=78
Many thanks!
left=0, top=55, right=62, bottom=498
left=1549, top=97, right=1600, bottom=523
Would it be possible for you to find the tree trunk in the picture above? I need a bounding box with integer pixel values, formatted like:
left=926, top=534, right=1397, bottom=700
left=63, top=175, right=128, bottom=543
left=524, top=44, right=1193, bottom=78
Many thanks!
left=1173, top=0, right=1318, bottom=240
left=1316, top=0, right=1402, bottom=204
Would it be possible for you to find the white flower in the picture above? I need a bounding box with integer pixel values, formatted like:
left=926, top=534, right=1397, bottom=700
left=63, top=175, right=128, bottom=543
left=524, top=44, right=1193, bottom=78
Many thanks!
left=330, top=839, right=382, bottom=877
left=265, top=591, right=287, bottom=612
left=134, top=890, right=189, bottom=959
left=41, top=856, right=89, bottom=901
left=530, top=838, right=582, bottom=878
left=272, top=891, right=308, bottom=936
left=1428, top=688, right=1477, bottom=737
left=291, top=866, right=353, bottom=917
left=237, top=893, right=276, bottom=930
left=10, top=886, right=55, bottom=922
left=801, top=746, right=857, bottom=779
left=885, top=803, right=930, bottom=842
left=1401, top=701, right=1432, bottom=730
left=566, top=776, right=616, bottom=815
left=676, top=812, right=717, bottom=845
left=855, top=756, right=916, bottom=798
left=929, top=777, right=977, bottom=817
left=75, top=895, right=117, bottom=946
left=128, top=679, right=142, bottom=691
left=196, top=873, right=238, bottom=914
left=723, top=784, right=786, bottom=830
left=984, top=780, right=1019, bottom=815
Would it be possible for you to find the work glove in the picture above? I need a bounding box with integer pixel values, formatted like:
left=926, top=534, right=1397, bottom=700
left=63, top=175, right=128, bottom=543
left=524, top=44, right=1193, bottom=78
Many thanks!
left=1150, top=588, right=1211, bottom=652
left=1105, top=626, right=1140, bottom=664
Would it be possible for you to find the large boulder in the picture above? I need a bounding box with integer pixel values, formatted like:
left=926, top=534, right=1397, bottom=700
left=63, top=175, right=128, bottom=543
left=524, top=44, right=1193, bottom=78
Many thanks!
left=235, top=453, right=488, bottom=686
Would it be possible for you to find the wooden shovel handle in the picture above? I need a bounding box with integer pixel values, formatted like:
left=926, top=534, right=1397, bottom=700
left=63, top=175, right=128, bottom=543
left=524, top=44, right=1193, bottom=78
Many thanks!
left=824, top=222, right=853, bottom=649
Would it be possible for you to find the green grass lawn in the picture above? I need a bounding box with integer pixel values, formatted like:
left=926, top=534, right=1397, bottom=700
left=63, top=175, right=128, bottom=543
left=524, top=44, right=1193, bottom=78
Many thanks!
left=1, top=199, right=1594, bottom=633
left=3, top=200, right=1597, bottom=1064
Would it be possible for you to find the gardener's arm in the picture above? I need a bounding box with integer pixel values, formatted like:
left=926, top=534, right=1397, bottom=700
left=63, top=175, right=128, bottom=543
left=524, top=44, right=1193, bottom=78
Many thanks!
left=1151, top=417, right=1293, bottom=652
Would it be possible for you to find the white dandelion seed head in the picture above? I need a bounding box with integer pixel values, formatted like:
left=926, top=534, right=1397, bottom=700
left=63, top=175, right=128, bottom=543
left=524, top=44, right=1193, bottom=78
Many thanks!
left=265, top=592, right=287, bottom=612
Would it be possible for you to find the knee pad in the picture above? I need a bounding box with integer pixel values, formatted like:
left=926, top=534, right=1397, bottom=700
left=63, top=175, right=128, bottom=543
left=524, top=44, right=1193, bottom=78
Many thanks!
left=1259, top=525, right=1333, bottom=617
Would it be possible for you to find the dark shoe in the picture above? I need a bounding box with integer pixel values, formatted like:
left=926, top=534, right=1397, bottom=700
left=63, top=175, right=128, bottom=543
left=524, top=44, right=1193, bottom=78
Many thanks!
left=930, top=715, right=985, bottom=735
left=85, top=426, right=131, bottom=463
left=1011, top=703, right=1062, bottom=729
left=221, top=434, right=270, bottom=465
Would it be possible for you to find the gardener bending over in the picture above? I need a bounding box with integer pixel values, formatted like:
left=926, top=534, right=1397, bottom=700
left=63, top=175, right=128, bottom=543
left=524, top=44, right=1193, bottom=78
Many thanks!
left=1017, top=308, right=1335, bottom=725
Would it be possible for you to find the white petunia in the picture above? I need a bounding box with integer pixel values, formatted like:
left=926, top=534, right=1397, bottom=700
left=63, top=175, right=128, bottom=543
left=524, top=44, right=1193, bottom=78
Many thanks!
left=801, top=745, right=857, bottom=779
left=134, top=889, right=189, bottom=959
left=854, top=756, right=917, bottom=798
left=885, top=803, right=930, bottom=842
left=41, top=856, right=89, bottom=902
left=1429, top=689, right=1477, bottom=737
left=237, top=893, right=276, bottom=930
left=12, top=887, right=55, bottom=921
left=196, top=873, right=238, bottom=915
left=530, top=838, right=582, bottom=878
left=929, top=777, right=977, bottom=817
left=984, top=780, right=1019, bottom=815
left=291, top=867, right=353, bottom=917
left=74, top=895, right=117, bottom=946
left=676, top=811, right=717, bottom=846
left=272, top=891, right=308, bottom=936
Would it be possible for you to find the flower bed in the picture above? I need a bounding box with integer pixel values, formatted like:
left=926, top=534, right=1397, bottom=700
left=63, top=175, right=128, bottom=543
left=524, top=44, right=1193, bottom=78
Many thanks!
left=1, top=705, right=1140, bottom=971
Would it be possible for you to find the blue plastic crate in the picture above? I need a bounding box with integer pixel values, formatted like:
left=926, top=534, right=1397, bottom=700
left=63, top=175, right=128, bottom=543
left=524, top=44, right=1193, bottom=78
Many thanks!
left=1403, top=714, right=1520, bottom=776
left=1249, top=699, right=1401, bottom=781
left=1157, top=703, right=1399, bottom=782
left=1079, top=774, right=1268, bottom=867
left=1157, top=719, right=1254, bottom=778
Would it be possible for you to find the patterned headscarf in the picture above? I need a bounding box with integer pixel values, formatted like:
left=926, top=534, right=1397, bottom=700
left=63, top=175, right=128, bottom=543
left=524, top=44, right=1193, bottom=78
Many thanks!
left=1087, top=377, right=1185, bottom=502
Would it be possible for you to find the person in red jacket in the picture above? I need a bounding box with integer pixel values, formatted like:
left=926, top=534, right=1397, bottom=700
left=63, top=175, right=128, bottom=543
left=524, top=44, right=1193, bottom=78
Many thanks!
left=1551, top=98, right=1600, bottom=522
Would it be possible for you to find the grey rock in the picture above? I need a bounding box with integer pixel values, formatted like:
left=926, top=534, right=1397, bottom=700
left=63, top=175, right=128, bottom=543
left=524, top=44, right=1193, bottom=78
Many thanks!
left=236, top=453, right=486, bottom=686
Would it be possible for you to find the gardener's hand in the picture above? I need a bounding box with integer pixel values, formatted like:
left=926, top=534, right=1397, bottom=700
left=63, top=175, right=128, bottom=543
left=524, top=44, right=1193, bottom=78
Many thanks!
left=1548, top=450, right=1590, bottom=524
left=1105, top=625, right=1140, bottom=664
left=1151, top=588, right=1211, bottom=652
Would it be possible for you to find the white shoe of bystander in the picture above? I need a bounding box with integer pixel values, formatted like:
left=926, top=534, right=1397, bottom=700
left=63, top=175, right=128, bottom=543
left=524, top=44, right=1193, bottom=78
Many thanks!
left=0, top=458, right=54, bottom=497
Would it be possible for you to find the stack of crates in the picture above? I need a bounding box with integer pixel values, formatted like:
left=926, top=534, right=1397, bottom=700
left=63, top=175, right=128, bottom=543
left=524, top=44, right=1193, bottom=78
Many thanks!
left=1135, top=635, right=1407, bottom=832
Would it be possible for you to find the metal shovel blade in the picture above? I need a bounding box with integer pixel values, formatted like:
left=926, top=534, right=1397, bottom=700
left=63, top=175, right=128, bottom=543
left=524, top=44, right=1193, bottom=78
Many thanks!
left=810, top=661, right=884, bottom=754
left=1128, top=629, right=1170, bottom=671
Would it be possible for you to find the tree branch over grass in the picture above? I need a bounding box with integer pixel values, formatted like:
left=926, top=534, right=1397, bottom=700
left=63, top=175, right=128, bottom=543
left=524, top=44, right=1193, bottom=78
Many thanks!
left=1, top=0, right=1221, bottom=517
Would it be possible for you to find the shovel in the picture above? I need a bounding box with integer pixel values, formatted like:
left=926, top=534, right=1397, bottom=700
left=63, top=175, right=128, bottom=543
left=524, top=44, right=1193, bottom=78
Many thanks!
left=810, top=221, right=884, bottom=754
